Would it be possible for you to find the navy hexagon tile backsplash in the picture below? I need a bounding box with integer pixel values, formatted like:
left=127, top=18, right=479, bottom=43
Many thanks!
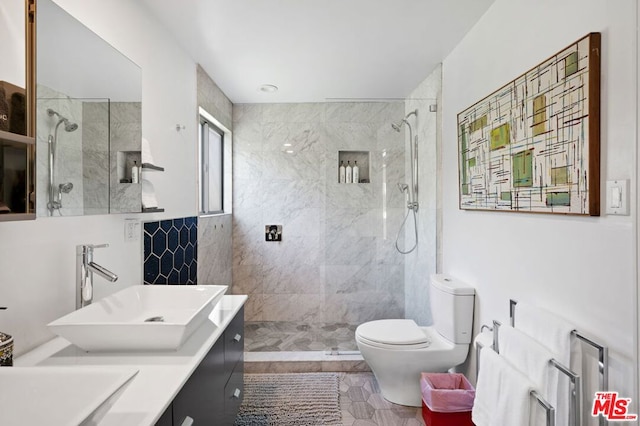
left=143, top=217, right=197, bottom=285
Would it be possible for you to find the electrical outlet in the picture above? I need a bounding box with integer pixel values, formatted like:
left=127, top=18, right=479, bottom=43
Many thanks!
left=124, top=219, right=141, bottom=241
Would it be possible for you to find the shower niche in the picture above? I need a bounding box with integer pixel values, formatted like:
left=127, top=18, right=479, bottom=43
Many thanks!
left=338, top=150, right=370, bottom=183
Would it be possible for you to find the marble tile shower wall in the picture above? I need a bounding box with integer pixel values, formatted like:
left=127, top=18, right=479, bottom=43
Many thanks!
left=109, top=102, right=142, bottom=213
left=82, top=102, right=109, bottom=214
left=232, top=102, right=406, bottom=323
left=36, top=86, right=140, bottom=216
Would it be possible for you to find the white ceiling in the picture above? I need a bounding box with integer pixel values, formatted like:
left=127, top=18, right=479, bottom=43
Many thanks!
left=140, top=0, right=495, bottom=104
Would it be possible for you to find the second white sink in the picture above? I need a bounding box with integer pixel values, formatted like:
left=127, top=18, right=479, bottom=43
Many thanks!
left=48, top=284, right=227, bottom=351
left=0, top=366, right=138, bottom=425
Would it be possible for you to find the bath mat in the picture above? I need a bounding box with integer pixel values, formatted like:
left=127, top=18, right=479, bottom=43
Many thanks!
left=235, top=372, right=341, bottom=426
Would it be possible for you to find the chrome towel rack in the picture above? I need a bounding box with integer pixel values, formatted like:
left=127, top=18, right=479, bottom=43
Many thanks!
left=510, top=299, right=609, bottom=426
left=476, top=335, right=556, bottom=426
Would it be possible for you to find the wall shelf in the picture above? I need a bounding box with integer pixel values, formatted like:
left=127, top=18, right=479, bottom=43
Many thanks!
left=141, top=163, right=164, bottom=172
left=142, top=207, right=165, bottom=213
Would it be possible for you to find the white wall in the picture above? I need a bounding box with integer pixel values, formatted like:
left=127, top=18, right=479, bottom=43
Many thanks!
left=442, top=0, right=637, bottom=411
left=0, top=0, right=199, bottom=355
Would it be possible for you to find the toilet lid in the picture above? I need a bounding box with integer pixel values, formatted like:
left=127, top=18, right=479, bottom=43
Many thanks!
left=356, top=319, right=430, bottom=346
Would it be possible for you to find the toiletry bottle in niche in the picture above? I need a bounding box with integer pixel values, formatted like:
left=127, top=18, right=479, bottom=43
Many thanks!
left=339, top=161, right=346, bottom=183
left=345, top=161, right=352, bottom=184
left=353, top=161, right=359, bottom=183
left=132, top=160, right=139, bottom=184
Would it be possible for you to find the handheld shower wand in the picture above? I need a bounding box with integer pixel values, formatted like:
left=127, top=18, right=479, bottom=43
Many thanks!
left=47, top=109, right=78, bottom=215
left=392, top=110, right=419, bottom=254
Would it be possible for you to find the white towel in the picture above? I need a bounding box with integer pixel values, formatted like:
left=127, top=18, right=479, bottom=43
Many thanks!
left=141, top=178, right=158, bottom=209
left=141, top=137, right=155, bottom=165
left=473, top=329, right=494, bottom=350
left=499, top=325, right=559, bottom=425
left=473, top=346, right=536, bottom=426
left=515, top=302, right=581, bottom=426
left=514, top=302, right=577, bottom=364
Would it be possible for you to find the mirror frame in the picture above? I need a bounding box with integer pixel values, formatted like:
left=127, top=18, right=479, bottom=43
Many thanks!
left=0, top=0, right=36, bottom=221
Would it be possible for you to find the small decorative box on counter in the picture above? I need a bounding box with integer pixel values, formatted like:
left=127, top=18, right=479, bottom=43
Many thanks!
left=0, top=332, right=14, bottom=366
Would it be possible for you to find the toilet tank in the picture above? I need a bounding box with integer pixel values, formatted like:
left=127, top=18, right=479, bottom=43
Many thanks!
left=430, top=274, right=475, bottom=344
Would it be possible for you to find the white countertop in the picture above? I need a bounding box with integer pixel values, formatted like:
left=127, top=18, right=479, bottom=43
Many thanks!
left=16, top=294, right=247, bottom=426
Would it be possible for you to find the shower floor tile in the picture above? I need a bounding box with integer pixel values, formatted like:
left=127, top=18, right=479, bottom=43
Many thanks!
left=245, top=321, right=359, bottom=352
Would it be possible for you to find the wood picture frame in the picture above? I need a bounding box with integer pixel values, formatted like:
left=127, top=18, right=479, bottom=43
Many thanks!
left=457, top=33, right=601, bottom=216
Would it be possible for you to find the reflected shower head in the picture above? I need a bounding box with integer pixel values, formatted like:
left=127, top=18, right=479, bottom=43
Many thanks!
left=59, top=182, right=74, bottom=193
left=48, top=108, right=78, bottom=132
left=63, top=120, right=78, bottom=132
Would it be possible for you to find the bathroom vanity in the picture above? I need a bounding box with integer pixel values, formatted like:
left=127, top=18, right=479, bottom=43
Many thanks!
left=16, top=294, right=247, bottom=426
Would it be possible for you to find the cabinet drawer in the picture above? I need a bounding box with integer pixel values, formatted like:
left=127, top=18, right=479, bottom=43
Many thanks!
left=224, top=306, right=244, bottom=371
left=172, top=339, right=226, bottom=425
left=224, top=361, right=244, bottom=423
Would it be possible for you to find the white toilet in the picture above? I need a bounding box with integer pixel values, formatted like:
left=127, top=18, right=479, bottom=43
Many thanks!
left=355, top=274, right=475, bottom=407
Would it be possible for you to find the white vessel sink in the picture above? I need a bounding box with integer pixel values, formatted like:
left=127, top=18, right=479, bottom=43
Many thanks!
left=48, top=285, right=227, bottom=351
left=0, top=366, right=137, bottom=425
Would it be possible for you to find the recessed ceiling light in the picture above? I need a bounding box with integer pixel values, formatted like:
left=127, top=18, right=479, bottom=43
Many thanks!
left=285, top=150, right=294, bottom=154
left=259, top=84, right=279, bottom=93
left=283, top=143, right=292, bottom=147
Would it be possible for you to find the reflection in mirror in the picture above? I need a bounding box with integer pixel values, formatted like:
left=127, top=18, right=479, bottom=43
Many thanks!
left=0, top=0, right=35, bottom=221
left=0, top=135, right=32, bottom=215
left=36, top=0, right=142, bottom=217
left=0, top=0, right=27, bottom=136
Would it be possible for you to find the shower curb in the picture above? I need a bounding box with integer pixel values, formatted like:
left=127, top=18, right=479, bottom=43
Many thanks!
left=244, top=351, right=370, bottom=374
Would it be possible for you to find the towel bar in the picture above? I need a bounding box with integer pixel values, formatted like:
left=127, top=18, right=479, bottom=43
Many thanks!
left=510, top=299, right=608, bottom=426
left=531, top=389, right=557, bottom=426
left=493, top=319, right=579, bottom=426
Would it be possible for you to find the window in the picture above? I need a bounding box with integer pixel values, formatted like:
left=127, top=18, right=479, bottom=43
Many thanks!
left=199, top=117, right=224, bottom=214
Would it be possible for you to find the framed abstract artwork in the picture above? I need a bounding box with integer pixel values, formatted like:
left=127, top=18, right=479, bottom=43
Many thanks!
left=457, top=33, right=601, bottom=216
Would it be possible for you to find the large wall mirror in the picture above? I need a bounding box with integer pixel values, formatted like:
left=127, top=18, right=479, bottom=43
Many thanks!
left=0, top=0, right=35, bottom=221
left=36, top=0, right=142, bottom=217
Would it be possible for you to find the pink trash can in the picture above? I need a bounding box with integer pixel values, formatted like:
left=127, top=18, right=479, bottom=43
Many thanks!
left=420, top=373, right=475, bottom=426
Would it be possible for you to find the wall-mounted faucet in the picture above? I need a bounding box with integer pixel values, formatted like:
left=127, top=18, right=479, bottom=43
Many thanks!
left=76, top=244, right=118, bottom=309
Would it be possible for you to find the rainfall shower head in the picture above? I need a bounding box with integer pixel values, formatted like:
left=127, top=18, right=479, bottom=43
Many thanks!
left=391, top=120, right=405, bottom=132
left=48, top=108, right=78, bottom=132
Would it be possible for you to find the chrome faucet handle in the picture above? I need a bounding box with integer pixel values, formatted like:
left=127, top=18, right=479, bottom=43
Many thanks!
left=77, top=243, right=109, bottom=253
left=86, top=243, right=109, bottom=249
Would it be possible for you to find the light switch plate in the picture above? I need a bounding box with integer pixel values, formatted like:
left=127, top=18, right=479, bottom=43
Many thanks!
left=124, top=219, right=141, bottom=241
left=605, top=180, right=629, bottom=215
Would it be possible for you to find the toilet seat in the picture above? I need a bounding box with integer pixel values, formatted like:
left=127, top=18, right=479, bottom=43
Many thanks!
left=356, top=319, right=431, bottom=349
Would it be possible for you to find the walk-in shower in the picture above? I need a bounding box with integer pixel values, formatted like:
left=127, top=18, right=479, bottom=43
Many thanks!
left=47, top=108, right=77, bottom=215
left=393, top=110, right=419, bottom=254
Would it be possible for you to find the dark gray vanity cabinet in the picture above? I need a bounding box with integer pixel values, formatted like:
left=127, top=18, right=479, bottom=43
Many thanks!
left=157, top=307, right=244, bottom=426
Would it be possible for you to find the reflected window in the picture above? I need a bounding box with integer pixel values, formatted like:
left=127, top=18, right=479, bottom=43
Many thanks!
left=199, top=117, right=224, bottom=214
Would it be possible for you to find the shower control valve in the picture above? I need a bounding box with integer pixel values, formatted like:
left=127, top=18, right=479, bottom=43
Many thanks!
left=265, top=225, right=282, bottom=242
left=407, top=201, right=419, bottom=211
